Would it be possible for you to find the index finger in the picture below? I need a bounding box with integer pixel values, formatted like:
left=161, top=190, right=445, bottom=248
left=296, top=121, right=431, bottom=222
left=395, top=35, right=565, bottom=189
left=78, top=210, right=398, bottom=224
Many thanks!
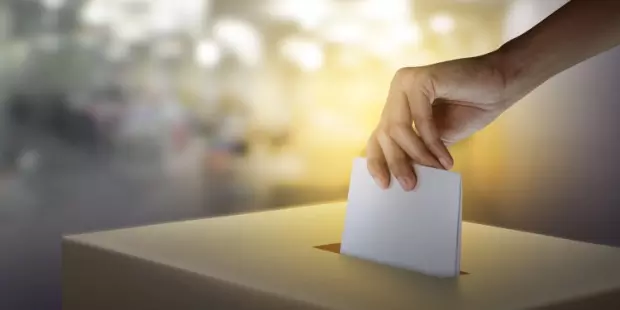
left=366, top=133, right=390, bottom=189
left=401, top=71, right=454, bottom=169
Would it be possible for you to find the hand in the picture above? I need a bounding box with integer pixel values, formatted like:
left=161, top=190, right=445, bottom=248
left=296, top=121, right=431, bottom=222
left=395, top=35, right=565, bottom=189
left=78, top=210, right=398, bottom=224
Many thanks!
left=367, top=52, right=519, bottom=191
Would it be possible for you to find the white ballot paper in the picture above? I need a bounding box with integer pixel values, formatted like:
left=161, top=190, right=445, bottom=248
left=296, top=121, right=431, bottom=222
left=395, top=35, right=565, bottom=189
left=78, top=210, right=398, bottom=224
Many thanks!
left=341, top=157, right=462, bottom=278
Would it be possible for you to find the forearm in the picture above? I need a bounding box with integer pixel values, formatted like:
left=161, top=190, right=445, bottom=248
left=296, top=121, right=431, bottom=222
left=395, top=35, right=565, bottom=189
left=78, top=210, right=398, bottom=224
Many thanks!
left=497, top=0, right=620, bottom=100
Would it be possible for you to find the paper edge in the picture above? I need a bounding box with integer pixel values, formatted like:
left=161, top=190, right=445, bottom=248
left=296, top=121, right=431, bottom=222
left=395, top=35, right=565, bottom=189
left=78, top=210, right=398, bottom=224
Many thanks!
left=347, top=157, right=464, bottom=278
left=454, top=177, right=463, bottom=277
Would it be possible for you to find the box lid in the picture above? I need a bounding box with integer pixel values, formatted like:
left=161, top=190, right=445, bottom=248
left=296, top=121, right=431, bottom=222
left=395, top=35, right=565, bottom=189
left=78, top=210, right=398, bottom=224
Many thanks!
left=65, top=202, right=620, bottom=310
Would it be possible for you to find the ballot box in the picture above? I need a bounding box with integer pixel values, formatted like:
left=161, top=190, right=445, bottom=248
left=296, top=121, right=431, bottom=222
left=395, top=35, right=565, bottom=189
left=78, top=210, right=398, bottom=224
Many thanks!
left=63, top=202, right=620, bottom=310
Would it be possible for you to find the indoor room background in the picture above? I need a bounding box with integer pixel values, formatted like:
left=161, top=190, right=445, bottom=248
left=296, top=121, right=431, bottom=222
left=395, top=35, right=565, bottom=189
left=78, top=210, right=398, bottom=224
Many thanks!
left=1, top=0, right=619, bottom=309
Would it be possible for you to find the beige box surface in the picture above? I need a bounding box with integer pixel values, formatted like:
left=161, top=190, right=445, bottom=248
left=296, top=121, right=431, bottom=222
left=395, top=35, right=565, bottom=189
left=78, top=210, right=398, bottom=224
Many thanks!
left=63, top=202, right=620, bottom=310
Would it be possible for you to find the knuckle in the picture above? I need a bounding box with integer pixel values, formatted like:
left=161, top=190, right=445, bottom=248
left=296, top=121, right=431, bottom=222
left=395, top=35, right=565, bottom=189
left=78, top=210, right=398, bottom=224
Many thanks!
left=394, top=67, right=415, bottom=86
left=409, top=144, right=435, bottom=164
left=413, top=117, right=434, bottom=132
left=386, top=152, right=408, bottom=163
left=366, top=132, right=378, bottom=145
left=376, top=127, right=391, bottom=142
left=410, top=150, right=431, bottom=164
left=417, top=125, right=440, bottom=141
left=386, top=124, right=409, bottom=139
left=386, top=124, right=401, bottom=138
left=414, top=116, right=438, bottom=133
left=394, top=67, right=411, bottom=79
left=394, top=66, right=431, bottom=86
left=386, top=151, right=409, bottom=165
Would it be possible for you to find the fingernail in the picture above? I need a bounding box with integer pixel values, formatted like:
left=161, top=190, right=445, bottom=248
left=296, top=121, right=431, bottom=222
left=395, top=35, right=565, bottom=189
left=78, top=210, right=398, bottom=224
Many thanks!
left=373, top=177, right=387, bottom=189
left=397, top=177, right=414, bottom=191
left=440, top=157, right=453, bottom=170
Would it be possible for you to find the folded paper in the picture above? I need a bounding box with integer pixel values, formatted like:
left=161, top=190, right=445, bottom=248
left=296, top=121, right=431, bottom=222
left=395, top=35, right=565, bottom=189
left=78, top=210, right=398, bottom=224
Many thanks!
left=341, top=157, right=462, bottom=278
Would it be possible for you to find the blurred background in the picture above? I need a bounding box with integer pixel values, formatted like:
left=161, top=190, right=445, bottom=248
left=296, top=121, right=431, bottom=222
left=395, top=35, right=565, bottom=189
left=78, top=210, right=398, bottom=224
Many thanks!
left=1, top=0, right=620, bottom=309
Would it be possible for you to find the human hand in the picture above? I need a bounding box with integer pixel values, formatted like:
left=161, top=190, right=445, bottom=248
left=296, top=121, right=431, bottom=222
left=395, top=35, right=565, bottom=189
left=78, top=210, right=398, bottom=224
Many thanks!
left=367, top=52, right=520, bottom=191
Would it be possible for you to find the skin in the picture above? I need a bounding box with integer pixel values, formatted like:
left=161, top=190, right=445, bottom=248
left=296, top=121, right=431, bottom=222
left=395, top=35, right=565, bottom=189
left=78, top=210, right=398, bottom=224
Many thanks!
left=367, top=0, right=620, bottom=191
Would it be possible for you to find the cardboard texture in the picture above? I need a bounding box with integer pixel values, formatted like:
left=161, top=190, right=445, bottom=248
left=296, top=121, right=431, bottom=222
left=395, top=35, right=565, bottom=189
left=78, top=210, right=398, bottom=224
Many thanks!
left=342, top=158, right=462, bottom=278
left=64, top=202, right=620, bottom=310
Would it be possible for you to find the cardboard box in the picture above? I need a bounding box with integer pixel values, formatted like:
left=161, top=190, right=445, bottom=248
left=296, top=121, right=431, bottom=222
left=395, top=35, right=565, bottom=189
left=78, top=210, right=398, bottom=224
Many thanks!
left=63, top=202, right=620, bottom=310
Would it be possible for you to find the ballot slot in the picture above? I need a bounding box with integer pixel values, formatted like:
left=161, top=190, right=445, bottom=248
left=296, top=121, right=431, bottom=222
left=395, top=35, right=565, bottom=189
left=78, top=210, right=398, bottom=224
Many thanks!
left=313, top=243, right=469, bottom=275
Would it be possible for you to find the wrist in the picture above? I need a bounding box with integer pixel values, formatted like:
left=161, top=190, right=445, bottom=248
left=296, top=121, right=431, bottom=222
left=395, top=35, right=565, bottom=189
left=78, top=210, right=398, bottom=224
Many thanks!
left=487, top=42, right=531, bottom=107
left=489, top=42, right=527, bottom=101
left=491, top=36, right=558, bottom=108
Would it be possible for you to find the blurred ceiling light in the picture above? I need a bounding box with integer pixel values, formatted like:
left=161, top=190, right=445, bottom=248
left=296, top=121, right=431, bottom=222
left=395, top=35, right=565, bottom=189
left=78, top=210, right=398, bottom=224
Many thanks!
left=150, top=0, right=179, bottom=33
left=430, top=13, right=455, bottom=35
left=40, top=0, right=66, bottom=10
left=389, top=23, right=422, bottom=45
left=363, top=23, right=419, bottom=58
left=81, top=1, right=110, bottom=26
left=177, top=0, right=209, bottom=33
left=196, top=40, right=221, bottom=68
left=268, top=0, right=331, bottom=30
left=149, top=0, right=206, bottom=34
left=280, top=38, right=324, bottom=72
left=358, top=0, right=410, bottom=22
left=213, top=18, right=262, bottom=66
left=114, top=21, right=147, bottom=43
left=322, top=20, right=365, bottom=44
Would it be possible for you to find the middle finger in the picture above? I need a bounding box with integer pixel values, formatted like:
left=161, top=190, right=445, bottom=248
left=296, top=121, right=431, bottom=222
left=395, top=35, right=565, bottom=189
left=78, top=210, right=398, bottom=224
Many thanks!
left=376, top=131, right=416, bottom=191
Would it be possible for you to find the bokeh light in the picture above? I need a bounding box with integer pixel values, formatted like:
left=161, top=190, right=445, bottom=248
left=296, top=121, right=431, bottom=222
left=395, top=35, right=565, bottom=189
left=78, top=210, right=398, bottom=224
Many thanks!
left=280, top=38, right=324, bottom=72
left=196, top=40, right=221, bottom=68
left=213, top=18, right=262, bottom=66
left=40, top=0, right=66, bottom=11
left=430, top=13, right=456, bottom=35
